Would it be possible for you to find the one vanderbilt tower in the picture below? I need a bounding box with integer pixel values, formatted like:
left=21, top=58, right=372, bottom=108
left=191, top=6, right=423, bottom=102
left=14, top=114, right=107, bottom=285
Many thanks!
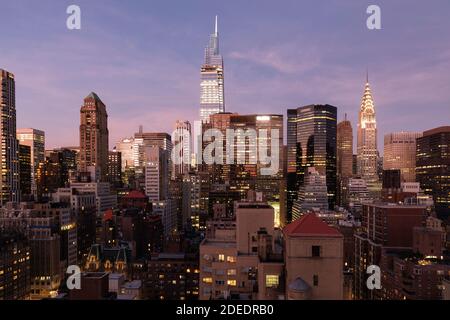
left=200, top=16, right=225, bottom=123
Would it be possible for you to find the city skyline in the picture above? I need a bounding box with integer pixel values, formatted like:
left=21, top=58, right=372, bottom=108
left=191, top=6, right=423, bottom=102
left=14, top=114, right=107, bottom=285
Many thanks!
left=1, top=1, right=450, bottom=149
left=1, top=1, right=450, bottom=303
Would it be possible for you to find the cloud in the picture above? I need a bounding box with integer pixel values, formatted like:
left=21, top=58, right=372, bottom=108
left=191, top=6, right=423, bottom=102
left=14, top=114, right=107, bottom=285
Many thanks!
left=229, top=44, right=320, bottom=74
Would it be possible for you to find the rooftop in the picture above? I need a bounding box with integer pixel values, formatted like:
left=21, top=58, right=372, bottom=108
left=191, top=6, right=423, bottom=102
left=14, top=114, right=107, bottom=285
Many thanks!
left=123, top=280, right=142, bottom=289
left=201, top=238, right=236, bottom=248
left=85, top=92, right=101, bottom=101
left=364, top=202, right=427, bottom=209
left=283, top=213, right=342, bottom=238
left=423, top=126, right=450, bottom=137
left=82, top=272, right=109, bottom=279
left=236, top=203, right=273, bottom=209
left=124, top=190, right=147, bottom=199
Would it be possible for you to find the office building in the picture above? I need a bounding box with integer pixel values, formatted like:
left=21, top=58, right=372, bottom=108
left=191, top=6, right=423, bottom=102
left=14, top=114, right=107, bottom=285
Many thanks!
left=115, top=138, right=135, bottom=171
left=135, top=253, right=199, bottom=300
left=200, top=199, right=280, bottom=300
left=416, top=126, right=450, bottom=221
left=337, top=115, right=354, bottom=179
left=18, top=144, right=32, bottom=198
left=172, top=120, right=192, bottom=177
left=133, top=129, right=172, bottom=176
left=0, top=232, right=30, bottom=300
left=0, top=202, right=76, bottom=299
left=286, top=105, right=337, bottom=215
left=200, top=16, right=225, bottom=123
left=354, top=202, right=427, bottom=300
left=0, top=69, right=20, bottom=204
left=145, top=146, right=175, bottom=235
left=17, top=128, right=45, bottom=195
left=357, top=76, right=378, bottom=184
left=108, top=150, right=122, bottom=188
left=383, top=132, right=422, bottom=183
left=292, top=167, right=329, bottom=221
left=79, top=92, right=109, bottom=181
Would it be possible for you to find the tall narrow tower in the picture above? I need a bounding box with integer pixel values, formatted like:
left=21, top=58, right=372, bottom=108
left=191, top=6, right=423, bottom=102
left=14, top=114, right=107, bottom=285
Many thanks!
left=79, top=92, right=109, bottom=181
left=357, top=74, right=378, bottom=183
left=173, top=120, right=192, bottom=177
left=337, top=114, right=353, bottom=179
left=200, top=16, right=225, bottom=123
left=0, top=69, right=20, bottom=204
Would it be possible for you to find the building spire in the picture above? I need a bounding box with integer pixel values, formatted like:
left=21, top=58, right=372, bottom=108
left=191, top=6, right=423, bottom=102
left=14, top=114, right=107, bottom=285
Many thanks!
left=215, top=15, right=218, bottom=35
left=366, top=68, right=369, bottom=83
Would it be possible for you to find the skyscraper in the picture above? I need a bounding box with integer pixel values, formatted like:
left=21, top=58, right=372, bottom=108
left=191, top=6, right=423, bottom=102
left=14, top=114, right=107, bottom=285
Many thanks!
left=337, top=115, right=353, bottom=179
left=287, top=105, right=337, bottom=213
left=0, top=69, right=20, bottom=204
left=115, top=137, right=135, bottom=171
left=0, top=232, right=30, bottom=300
left=173, top=120, right=192, bottom=177
left=416, top=126, right=450, bottom=221
left=383, top=132, right=423, bottom=182
left=108, top=150, right=122, bottom=188
left=229, top=114, right=284, bottom=202
left=133, top=129, right=172, bottom=170
left=337, top=116, right=354, bottom=206
left=200, top=16, right=225, bottom=123
left=292, top=167, right=329, bottom=221
left=18, top=144, right=32, bottom=198
left=144, top=145, right=175, bottom=235
left=286, top=109, right=299, bottom=223
left=357, top=76, right=378, bottom=183
left=79, top=92, right=109, bottom=181
left=17, top=128, right=45, bottom=195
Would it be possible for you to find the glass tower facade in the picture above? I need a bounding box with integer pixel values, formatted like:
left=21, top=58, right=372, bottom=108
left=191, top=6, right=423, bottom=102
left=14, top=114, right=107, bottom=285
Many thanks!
left=416, top=126, right=450, bottom=221
left=287, top=105, right=337, bottom=214
left=200, top=16, right=225, bottom=123
left=0, top=69, right=20, bottom=204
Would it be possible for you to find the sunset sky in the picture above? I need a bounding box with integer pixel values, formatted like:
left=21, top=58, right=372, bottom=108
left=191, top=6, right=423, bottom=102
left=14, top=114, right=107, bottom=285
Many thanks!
left=1, top=0, right=449, bottom=149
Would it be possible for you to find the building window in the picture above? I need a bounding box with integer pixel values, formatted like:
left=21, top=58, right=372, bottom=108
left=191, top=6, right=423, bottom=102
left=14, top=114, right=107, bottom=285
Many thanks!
left=313, top=275, right=319, bottom=286
left=227, top=269, right=237, bottom=276
left=227, top=280, right=237, bottom=286
left=312, top=245, right=321, bottom=258
left=227, top=256, right=236, bottom=263
left=265, top=275, right=279, bottom=288
left=202, top=277, right=212, bottom=284
left=218, top=254, right=225, bottom=262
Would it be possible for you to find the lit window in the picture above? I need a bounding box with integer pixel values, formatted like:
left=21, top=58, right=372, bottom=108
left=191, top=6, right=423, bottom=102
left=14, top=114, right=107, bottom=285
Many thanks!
left=265, top=275, right=279, bottom=288
left=202, top=277, right=213, bottom=284
left=227, top=256, right=236, bottom=263
left=227, top=280, right=237, bottom=286
left=218, top=254, right=225, bottom=262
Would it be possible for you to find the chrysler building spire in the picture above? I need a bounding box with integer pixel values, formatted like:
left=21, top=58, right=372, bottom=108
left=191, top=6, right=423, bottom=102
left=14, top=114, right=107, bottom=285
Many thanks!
left=357, top=74, right=378, bottom=183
